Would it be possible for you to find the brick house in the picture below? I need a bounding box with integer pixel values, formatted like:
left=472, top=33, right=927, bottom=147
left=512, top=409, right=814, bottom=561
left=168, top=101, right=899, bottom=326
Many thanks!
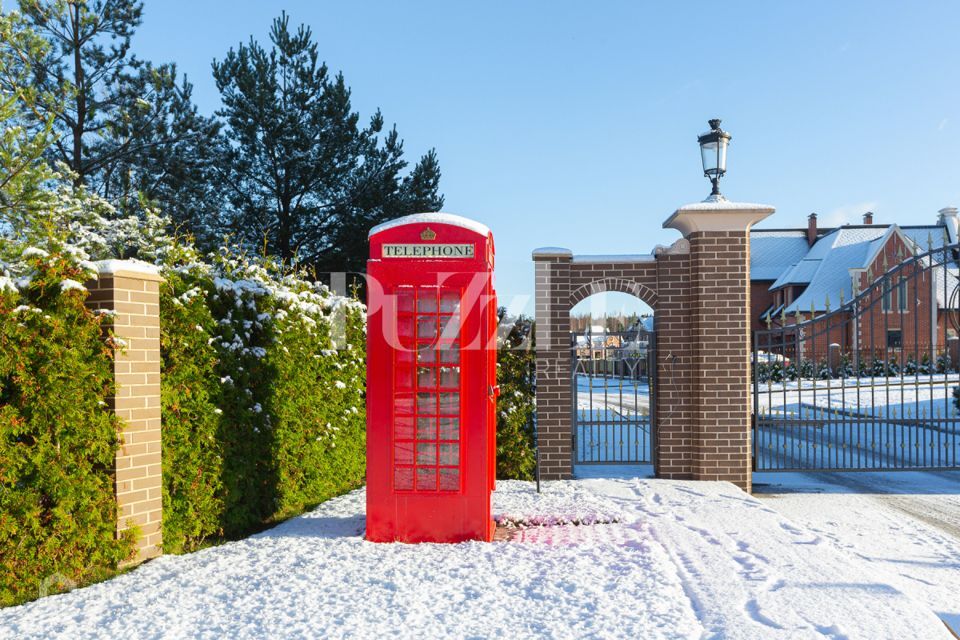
left=750, top=208, right=960, bottom=362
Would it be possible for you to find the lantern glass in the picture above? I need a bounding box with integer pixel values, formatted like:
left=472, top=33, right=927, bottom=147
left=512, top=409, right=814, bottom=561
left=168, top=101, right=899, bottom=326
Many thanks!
left=699, top=135, right=728, bottom=178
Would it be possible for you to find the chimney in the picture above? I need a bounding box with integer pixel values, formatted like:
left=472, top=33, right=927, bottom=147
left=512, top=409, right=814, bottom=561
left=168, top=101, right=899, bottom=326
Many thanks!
left=807, top=213, right=818, bottom=246
left=863, top=211, right=873, bottom=225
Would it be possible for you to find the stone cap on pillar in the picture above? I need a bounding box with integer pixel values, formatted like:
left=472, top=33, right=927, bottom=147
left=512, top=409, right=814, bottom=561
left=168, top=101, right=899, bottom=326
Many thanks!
left=663, top=195, right=775, bottom=237
left=94, top=259, right=164, bottom=282
left=532, top=247, right=573, bottom=260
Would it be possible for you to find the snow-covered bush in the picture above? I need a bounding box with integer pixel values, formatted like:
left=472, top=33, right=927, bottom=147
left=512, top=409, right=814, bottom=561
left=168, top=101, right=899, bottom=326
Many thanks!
left=2, top=180, right=366, bottom=568
left=159, top=247, right=366, bottom=550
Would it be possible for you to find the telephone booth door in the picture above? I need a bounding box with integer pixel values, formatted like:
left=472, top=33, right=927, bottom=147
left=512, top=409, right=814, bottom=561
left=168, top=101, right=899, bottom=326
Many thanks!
left=366, top=213, right=496, bottom=543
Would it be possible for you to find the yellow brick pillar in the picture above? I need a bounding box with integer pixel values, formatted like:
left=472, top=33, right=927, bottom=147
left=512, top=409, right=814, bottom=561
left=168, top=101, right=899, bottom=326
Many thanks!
left=86, top=260, right=164, bottom=563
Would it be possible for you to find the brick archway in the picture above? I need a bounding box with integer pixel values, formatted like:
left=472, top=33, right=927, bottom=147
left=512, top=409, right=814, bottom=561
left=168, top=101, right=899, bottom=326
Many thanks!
left=569, top=276, right=659, bottom=309
left=532, top=200, right=773, bottom=492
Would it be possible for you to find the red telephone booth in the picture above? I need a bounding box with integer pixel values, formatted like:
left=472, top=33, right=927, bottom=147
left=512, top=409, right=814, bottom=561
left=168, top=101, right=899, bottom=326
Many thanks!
left=366, top=212, right=497, bottom=543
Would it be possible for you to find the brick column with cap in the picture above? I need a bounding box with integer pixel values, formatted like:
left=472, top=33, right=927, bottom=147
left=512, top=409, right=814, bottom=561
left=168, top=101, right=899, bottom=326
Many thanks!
left=532, top=247, right=574, bottom=480
left=663, top=198, right=774, bottom=491
left=86, top=260, right=164, bottom=563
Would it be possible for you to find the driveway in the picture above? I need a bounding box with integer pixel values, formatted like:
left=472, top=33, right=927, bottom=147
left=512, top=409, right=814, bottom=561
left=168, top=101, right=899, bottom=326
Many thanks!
left=754, top=470, right=960, bottom=635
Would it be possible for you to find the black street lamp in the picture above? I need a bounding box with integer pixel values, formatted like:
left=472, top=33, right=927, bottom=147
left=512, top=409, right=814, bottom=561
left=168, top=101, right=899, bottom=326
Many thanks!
left=697, top=118, right=731, bottom=198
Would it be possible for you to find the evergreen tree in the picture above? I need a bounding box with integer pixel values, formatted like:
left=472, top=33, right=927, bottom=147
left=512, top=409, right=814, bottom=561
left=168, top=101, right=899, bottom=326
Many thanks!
left=15, top=0, right=222, bottom=233
left=212, top=12, right=443, bottom=273
left=0, top=5, right=61, bottom=237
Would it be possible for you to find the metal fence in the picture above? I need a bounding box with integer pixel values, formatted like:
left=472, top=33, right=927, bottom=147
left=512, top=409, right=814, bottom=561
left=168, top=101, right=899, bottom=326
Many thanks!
left=572, top=331, right=655, bottom=464
left=753, top=242, right=960, bottom=471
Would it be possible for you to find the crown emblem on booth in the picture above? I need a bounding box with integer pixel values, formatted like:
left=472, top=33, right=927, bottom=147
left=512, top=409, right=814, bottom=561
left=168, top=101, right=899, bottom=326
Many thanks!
left=420, top=227, right=437, bottom=241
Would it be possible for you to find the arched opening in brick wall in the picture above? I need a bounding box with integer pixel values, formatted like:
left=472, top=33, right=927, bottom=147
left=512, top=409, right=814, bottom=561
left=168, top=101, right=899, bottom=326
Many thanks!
left=532, top=249, right=668, bottom=481
left=534, top=201, right=774, bottom=492
left=570, top=290, right=657, bottom=470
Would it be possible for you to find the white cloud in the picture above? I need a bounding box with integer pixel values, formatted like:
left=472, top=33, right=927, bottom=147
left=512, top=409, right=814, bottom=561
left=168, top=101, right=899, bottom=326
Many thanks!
left=821, top=201, right=879, bottom=227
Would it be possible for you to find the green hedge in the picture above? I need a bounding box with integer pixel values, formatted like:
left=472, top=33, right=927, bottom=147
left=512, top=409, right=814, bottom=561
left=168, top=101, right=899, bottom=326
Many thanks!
left=159, top=252, right=366, bottom=552
left=495, top=311, right=536, bottom=480
left=0, top=251, right=135, bottom=607
left=0, top=238, right=366, bottom=604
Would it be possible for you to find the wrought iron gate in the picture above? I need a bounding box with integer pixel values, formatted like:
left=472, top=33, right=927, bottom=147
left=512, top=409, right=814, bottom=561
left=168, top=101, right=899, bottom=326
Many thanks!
left=753, top=240, right=960, bottom=471
left=573, top=330, right=656, bottom=464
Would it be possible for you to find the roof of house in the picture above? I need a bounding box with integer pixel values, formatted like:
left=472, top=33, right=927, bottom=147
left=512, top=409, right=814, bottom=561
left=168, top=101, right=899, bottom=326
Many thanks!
left=778, top=226, right=894, bottom=314
left=761, top=224, right=955, bottom=314
left=750, top=223, right=953, bottom=285
left=749, top=230, right=810, bottom=280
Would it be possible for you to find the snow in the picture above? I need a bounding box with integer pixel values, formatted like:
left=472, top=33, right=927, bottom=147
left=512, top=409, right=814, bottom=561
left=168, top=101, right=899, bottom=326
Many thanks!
left=368, top=212, right=490, bottom=238
left=58, top=279, right=86, bottom=293
left=770, top=224, right=954, bottom=314
left=755, top=470, right=960, bottom=635
left=531, top=246, right=573, bottom=258
left=1, top=478, right=953, bottom=639
left=93, top=259, right=162, bottom=278
left=674, top=197, right=775, bottom=211
left=750, top=230, right=810, bottom=281
left=20, top=247, right=49, bottom=259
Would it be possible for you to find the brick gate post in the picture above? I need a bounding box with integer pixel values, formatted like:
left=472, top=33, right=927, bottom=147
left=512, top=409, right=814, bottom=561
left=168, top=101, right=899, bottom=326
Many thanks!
left=86, top=260, right=164, bottom=563
left=663, top=199, right=773, bottom=491
left=532, top=247, right=574, bottom=480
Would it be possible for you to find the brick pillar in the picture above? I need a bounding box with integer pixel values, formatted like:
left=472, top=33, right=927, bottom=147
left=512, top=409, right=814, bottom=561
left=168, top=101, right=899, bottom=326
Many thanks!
left=653, top=243, right=694, bottom=479
left=532, top=248, right=573, bottom=480
left=86, top=260, right=164, bottom=562
left=663, top=200, right=774, bottom=492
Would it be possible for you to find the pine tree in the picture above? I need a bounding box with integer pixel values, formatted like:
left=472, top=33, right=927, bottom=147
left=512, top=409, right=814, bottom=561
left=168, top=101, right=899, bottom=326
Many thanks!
left=212, top=12, right=443, bottom=272
left=15, top=0, right=222, bottom=231
left=0, top=6, right=67, bottom=242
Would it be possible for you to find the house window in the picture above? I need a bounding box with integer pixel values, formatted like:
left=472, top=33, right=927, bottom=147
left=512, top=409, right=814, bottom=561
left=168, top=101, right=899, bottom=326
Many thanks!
left=898, top=280, right=908, bottom=312
left=887, top=329, right=902, bottom=349
left=882, top=280, right=891, bottom=312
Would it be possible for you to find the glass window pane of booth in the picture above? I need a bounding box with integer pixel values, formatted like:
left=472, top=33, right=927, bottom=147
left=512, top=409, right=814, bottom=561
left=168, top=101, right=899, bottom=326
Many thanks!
left=393, top=285, right=463, bottom=492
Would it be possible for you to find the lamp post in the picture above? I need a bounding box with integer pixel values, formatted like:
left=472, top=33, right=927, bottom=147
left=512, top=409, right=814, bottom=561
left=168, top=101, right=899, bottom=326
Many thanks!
left=697, top=118, right=731, bottom=199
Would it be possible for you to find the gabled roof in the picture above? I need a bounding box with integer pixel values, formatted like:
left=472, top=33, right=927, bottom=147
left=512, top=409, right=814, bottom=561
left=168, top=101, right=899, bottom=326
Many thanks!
left=749, top=223, right=952, bottom=285
left=749, top=230, right=810, bottom=280
left=779, top=225, right=924, bottom=314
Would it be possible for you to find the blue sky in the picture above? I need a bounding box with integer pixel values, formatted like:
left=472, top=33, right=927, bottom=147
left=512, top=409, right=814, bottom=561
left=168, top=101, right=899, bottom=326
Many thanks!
left=127, top=1, right=960, bottom=316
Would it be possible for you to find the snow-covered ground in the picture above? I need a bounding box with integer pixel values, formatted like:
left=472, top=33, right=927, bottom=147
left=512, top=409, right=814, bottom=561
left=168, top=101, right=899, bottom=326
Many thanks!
left=1, top=477, right=954, bottom=639
left=755, top=470, right=960, bottom=636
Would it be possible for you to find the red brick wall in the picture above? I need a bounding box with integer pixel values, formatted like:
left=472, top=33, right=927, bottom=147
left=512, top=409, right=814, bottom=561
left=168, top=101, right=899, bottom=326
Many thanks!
left=689, top=231, right=753, bottom=491
left=653, top=253, right=694, bottom=480
left=534, top=228, right=756, bottom=491
left=751, top=281, right=776, bottom=332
